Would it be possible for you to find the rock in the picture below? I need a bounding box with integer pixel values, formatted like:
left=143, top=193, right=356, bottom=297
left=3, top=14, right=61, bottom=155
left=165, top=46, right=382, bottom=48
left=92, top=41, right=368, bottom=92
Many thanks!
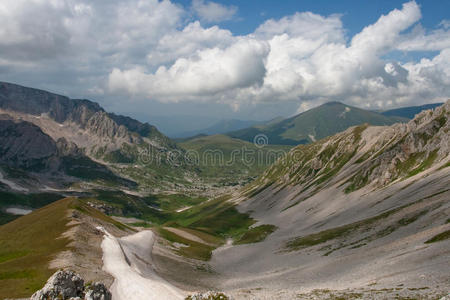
left=84, top=282, right=112, bottom=300
left=186, top=291, right=232, bottom=300
left=30, top=270, right=112, bottom=300
left=30, top=270, right=84, bottom=300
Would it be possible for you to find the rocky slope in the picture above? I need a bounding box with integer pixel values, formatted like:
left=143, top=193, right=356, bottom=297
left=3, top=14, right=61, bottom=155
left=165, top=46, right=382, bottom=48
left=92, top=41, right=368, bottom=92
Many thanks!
left=0, top=117, right=135, bottom=190
left=0, top=81, right=173, bottom=158
left=246, top=100, right=449, bottom=197
left=0, top=81, right=196, bottom=192
left=186, top=101, right=450, bottom=298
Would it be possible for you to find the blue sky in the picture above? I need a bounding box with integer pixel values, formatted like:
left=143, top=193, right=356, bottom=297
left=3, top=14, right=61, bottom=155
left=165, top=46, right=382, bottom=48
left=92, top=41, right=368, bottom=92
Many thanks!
left=175, top=0, right=449, bottom=36
left=0, top=0, right=449, bottom=134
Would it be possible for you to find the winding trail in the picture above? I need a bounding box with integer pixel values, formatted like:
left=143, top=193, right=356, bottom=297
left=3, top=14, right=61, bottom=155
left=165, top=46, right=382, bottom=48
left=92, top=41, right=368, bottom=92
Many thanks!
left=98, top=228, right=185, bottom=300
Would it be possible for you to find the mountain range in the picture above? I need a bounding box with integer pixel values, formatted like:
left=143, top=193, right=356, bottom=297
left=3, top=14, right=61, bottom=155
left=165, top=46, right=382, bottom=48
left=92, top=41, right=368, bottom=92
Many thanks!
left=0, top=82, right=448, bottom=299
left=226, top=101, right=407, bottom=145
left=381, top=102, right=443, bottom=119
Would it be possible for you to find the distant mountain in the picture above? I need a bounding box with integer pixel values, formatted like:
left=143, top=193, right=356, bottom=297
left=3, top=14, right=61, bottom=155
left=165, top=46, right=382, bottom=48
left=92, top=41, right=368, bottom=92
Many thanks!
left=0, top=117, right=134, bottom=190
left=227, top=102, right=407, bottom=145
left=177, top=119, right=262, bottom=138
left=146, top=114, right=219, bottom=137
left=381, top=103, right=444, bottom=119
left=0, top=82, right=173, bottom=155
left=0, top=81, right=187, bottom=190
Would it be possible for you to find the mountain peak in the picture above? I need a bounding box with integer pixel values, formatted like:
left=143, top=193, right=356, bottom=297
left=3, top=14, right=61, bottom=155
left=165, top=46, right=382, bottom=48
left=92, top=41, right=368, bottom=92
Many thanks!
left=322, top=101, right=345, bottom=106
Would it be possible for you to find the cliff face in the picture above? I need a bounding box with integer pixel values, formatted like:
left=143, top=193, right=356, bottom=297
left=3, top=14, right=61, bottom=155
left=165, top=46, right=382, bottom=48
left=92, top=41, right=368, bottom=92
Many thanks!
left=0, top=119, right=58, bottom=169
left=0, top=82, right=102, bottom=123
left=0, top=82, right=176, bottom=163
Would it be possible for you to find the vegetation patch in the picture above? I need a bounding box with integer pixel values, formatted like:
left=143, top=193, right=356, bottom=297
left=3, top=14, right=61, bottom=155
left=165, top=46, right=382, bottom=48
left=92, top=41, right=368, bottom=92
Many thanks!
left=425, top=230, right=450, bottom=244
left=72, top=200, right=136, bottom=232
left=406, top=150, right=438, bottom=178
left=157, top=227, right=215, bottom=261
left=234, top=224, right=277, bottom=245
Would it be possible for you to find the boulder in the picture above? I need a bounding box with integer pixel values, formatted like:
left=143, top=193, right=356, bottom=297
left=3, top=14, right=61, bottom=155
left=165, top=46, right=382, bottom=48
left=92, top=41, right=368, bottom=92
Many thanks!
left=30, top=270, right=111, bottom=300
left=84, top=282, right=112, bottom=300
left=30, top=270, right=84, bottom=300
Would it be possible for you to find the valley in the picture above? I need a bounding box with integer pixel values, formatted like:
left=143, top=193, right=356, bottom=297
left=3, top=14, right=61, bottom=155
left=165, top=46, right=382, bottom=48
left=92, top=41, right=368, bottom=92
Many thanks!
left=0, top=82, right=448, bottom=299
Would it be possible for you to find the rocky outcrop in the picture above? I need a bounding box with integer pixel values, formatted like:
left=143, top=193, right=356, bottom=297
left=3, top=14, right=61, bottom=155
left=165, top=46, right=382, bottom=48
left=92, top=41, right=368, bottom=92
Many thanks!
left=84, top=282, right=112, bottom=300
left=56, top=137, right=82, bottom=157
left=30, top=270, right=111, bottom=300
left=0, top=119, right=58, bottom=169
left=186, top=291, right=232, bottom=300
left=30, top=270, right=84, bottom=299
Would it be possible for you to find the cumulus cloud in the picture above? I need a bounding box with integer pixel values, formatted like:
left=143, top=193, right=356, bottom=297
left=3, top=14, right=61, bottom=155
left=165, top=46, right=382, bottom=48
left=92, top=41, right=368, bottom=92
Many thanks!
left=191, top=0, right=237, bottom=23
left=0, top=0, right=449, bottom=116
left=397, top=24, right=450, bottom=51
left=109, top=38, right=269, bottom=100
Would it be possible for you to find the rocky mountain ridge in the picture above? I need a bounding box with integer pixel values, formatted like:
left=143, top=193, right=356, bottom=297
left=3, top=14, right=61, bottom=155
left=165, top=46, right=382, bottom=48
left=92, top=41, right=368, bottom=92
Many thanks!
left=246, top=100, right=449, bottom=200
left=0, top=82, right=173, bottom=161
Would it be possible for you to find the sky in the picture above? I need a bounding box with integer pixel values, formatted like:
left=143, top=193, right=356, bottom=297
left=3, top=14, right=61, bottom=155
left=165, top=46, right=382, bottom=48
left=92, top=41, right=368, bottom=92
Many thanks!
left=0, top=0, right=449, bottom=128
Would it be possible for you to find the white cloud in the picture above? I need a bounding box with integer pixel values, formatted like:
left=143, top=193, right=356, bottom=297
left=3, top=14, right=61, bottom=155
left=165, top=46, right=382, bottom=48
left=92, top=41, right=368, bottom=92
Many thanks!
left=0, top=0, right=449, bottom=116
left=191, top=0, right=237, bottom=23
left=397, top=24, right=450, bottom=51
left=109, top=38, right=269, bottom=100
left=147, top=21, right=234, bottom=66
left=255, top=11, right=344, bottom=42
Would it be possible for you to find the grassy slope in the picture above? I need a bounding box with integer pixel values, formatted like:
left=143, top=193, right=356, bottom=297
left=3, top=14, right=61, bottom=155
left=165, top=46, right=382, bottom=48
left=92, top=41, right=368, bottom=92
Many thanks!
left=227, top=102, right=405, bottom=145
left=87, top=191, right=276, bottom=260
left=0, top=197, right=134, bottom=298
left=0, top=198, right=75, bottom=298
left=0, top=191, right=64, bottom=225
left=179, top=134, right=292, bottom=182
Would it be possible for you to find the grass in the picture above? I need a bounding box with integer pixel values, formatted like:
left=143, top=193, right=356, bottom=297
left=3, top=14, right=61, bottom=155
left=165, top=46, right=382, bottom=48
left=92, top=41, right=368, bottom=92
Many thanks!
left=0, top=191, right=63, bottom=209
left=0, top=191, right=65, bottom=225
left=129, top=222, right=152, bottom=228
left=234, top=224, right=277, bottom=245
left=406, top=150, right=438, bottom=178
left=0, top=211, right=20, bottom=226
left=179, top=134, right=291, bottom=182
left=149, top=193, right=207, bottom=212
left=0, top=198, right=75, bottom=298
left=0, top=197, right=135, bottom=297
left=72, top=200, right=136, bottom=232
left=425, top=230, right=450, bottom=244
left=85, top=191, right=262, bottom=260
left=157, top=227, right=216, bottom=261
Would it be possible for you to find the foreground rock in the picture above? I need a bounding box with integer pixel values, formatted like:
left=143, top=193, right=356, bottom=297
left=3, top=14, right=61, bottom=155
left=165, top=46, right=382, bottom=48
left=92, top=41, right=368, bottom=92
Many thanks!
left=186, top=291, right=232, bottom=300
left=30, top=270, right=111, bottom=300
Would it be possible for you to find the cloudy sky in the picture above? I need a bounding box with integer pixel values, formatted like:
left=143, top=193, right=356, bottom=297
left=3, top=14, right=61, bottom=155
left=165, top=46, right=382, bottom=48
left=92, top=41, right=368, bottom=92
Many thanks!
left=0, top=0, right=449, bottom=128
